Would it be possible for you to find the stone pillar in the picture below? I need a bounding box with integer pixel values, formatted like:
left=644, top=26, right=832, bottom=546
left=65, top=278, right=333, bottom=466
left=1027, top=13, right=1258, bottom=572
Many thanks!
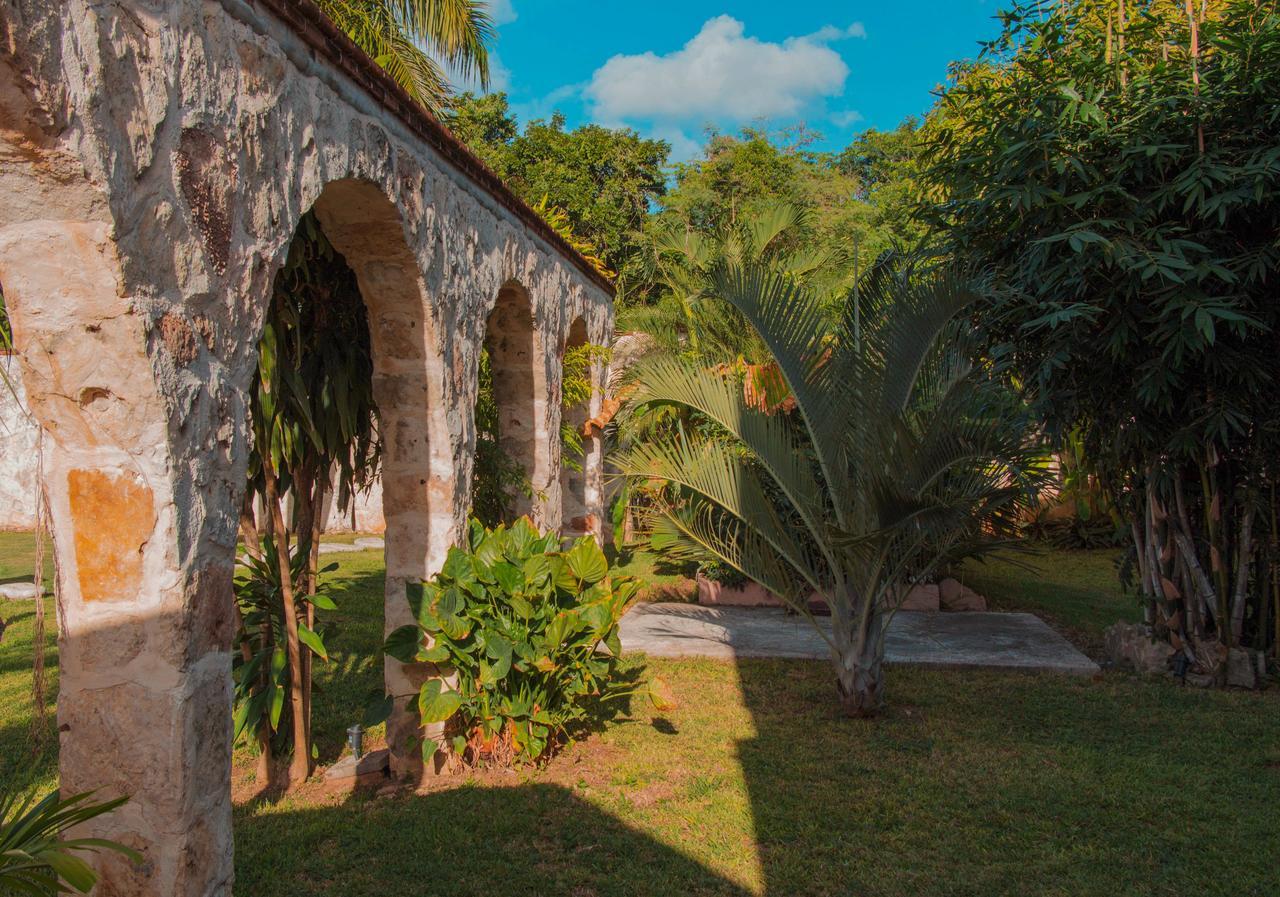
left=0, top=222, right=235, bottom=897
left=581, top=353, right=608, bottom=543
left=313, top=182, right=449, bottom=781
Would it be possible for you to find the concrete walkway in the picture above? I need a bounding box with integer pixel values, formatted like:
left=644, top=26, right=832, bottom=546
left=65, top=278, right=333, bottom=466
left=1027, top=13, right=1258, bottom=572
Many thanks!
left=620, top=603, right=1099, bottom=675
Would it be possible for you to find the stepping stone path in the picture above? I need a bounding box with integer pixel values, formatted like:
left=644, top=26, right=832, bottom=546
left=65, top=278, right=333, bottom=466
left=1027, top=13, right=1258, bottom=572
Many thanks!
left=0, top=581, right=41, bottom=601
left=620, top=603, right=1099, bottom=675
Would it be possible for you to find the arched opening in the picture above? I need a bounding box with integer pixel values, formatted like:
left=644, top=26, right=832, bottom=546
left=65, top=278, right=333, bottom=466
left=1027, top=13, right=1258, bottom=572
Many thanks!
left=560, top=317, right=592, bottom=538
left=238, top=178, right=442, bottom=787
left=474, top=282, right=543, bottom=525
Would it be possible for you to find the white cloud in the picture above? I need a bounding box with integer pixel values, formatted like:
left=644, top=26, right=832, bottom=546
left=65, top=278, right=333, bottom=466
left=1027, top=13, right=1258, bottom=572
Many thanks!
left=489, top=0, right=517, bottom=26
left=583, top=16, right=866, bottom=125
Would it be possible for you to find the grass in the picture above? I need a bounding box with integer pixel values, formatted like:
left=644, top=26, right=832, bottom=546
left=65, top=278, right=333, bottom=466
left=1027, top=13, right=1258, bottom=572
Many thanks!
left=0, top=530, right=53, bottom=586
left=2, top=533, right=1277, bottom=896
left=962, top=545, right=1141, bottom=652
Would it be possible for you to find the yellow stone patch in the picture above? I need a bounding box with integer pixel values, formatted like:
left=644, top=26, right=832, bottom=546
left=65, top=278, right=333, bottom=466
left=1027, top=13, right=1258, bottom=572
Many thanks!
left=68, top=468, right=155, bottom=602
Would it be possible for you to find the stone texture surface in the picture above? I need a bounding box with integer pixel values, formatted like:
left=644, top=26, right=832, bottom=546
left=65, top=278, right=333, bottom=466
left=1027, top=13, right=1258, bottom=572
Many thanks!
left=1226, top=648, right=1259, bottom=689
left=620, top=603, right=1100, bottom=675
left=0, top=580, right=39, bottom=600
left=1104, top=622, right=1174, bottom=674
left=0, top=1, right=614, bottom=894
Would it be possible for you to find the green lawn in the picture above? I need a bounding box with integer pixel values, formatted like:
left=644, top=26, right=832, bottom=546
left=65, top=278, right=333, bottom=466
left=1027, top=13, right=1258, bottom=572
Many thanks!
left=962, top=546, right=1141, bottom=651
left=2, top=536, right=1277, bottom=895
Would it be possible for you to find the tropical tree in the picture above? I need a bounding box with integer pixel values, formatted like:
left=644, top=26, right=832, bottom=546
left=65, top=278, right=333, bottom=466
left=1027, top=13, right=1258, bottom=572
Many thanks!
left=922, top=0, right=1280, bottom=669
left=626, top=201, right=839, bottom=367
left=614, top=254, right=1045, bottom=715
left=314, top=0, right=493, bottom=111
left=238, top=212, right=379, bottom=789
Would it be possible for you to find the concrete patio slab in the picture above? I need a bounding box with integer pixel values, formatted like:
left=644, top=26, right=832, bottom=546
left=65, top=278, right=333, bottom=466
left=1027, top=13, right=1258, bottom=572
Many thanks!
left=620, top=603, right=1099, bottom=675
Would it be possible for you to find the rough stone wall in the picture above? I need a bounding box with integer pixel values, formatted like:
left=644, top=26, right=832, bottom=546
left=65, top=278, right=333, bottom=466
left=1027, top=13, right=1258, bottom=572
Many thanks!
left=0, top=356, right=38, bottom=529
left=0, top=1, right=613, bottom=894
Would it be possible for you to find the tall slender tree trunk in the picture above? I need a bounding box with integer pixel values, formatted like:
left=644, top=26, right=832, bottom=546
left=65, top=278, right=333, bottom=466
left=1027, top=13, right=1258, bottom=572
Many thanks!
left=263, top=463, right=311, bottom=787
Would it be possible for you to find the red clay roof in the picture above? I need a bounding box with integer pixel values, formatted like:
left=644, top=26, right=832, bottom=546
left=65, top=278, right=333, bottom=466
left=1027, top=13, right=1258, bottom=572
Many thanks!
left=253, top=0, right=616, bottom=297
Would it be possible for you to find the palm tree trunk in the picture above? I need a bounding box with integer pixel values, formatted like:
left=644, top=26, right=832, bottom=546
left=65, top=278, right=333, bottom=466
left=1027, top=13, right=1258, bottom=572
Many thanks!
left=833, top=588, right=886, bottom=718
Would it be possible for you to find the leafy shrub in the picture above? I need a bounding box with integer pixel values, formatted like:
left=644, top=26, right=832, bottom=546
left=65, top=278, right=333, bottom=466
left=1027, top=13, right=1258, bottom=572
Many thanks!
left=0, top=789, right=140, bottom=894
left=384, top=518, right=637, bottom=766
left=232, top=539, right=337, bottom=754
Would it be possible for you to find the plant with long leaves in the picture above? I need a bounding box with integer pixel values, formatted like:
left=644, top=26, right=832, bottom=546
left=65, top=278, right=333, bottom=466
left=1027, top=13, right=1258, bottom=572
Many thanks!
left=0, top=789, right=140, bottom=895
left=614, top=253, right=1046, bottom=716
left=241, top=211, right=379, bottom=790
left=314, top=0, right=493, bottom=112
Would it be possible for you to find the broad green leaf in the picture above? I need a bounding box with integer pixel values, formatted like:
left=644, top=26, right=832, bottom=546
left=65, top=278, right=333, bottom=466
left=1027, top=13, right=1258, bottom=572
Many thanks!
left=417, top=679, right=463, bottom=724
left=383, top=625, right=421, bottom=663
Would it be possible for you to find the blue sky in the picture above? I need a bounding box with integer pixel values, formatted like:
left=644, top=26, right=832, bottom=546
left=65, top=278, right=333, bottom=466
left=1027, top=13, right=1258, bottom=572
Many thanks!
left=466, top=1, right=1008, bottom=159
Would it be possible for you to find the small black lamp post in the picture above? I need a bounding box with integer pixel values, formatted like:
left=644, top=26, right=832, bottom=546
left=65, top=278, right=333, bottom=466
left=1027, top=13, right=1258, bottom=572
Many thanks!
left=347, top=724, right=364, bottom=760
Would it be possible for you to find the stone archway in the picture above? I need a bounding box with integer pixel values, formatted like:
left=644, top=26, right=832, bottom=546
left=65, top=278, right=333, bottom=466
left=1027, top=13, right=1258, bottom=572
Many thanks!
left=295, top=178, right=449, bottom=782
left=0, top=2, right=614, bottom=894
left=482, top=281, right=550, bottom=525
left=560, top=316, right=592, bottom=538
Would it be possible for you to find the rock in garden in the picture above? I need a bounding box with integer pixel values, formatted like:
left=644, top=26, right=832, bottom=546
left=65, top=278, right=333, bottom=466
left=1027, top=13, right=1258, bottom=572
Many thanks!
left=1226, top=648, right=1258, bottom=689
left=0, top=581, right=40, bottom=601
left=324, top=748, right=390, bottom=787
left=898, top=583, right=941, bottom=612
left=938, top=578, right=987, bottom=612
left=1103, top=622, right=1174, bottom=674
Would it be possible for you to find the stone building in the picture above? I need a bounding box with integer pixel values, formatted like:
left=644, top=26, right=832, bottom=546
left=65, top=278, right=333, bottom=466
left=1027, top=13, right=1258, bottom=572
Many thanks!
left=0, top=2, right=613, bottom=894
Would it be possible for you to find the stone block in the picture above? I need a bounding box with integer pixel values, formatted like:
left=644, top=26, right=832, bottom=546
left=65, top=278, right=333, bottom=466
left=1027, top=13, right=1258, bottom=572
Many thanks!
left=67, top=468, right=156, bottom=603
left=1226, top=648, right=1259, bottom=689
left=938, top=578, right=987, bottom=612
left=696, top=575, right=784, bottom=607
left=325, top=748, right=390, bottom=785
left=898, top=584, right=941, bottom=612
left=0, top=581, right=40, bottom=600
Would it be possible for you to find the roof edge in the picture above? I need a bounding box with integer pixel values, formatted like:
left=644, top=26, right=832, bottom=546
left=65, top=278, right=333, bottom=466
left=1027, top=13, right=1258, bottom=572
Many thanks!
left=250, top=0, right=617, bottom=297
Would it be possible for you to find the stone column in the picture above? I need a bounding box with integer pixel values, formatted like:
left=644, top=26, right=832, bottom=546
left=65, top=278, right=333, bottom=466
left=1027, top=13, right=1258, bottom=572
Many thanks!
left=314, top=183, right=449, bottom=781
left=0, top=222, right=236, bottom=897
left=581, top=353, right=608, bottom=543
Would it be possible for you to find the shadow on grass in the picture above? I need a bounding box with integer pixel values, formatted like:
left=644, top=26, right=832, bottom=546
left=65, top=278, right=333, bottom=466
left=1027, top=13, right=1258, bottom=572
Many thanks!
left=235, top=782, right=750, bottom=897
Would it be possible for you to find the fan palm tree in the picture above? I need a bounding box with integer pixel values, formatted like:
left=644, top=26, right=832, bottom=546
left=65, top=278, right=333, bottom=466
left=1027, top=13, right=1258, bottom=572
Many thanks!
left=315, top=0, right=494, bottom=112
left=613, top=253, right=1045, bottom=716
left=624, top=201, right=840, bottom=366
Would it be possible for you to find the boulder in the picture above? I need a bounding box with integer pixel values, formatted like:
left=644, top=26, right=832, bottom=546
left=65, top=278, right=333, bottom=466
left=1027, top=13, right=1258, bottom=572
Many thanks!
left=1226, top=648, right=1259, bottom=689
left=938, top=578, right=987, bottom=612
left=0, top=581, right=40, bottom=601
left=897, top=584, right=940, bottom=612
left=696, top=575, right=784, bottom=608
left=1104, top=622, right=1174, bottom=674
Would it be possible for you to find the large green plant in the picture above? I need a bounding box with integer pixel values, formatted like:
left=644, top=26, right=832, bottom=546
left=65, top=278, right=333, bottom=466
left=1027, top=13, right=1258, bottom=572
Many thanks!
left=0, top=789, right=140, bottom=895
left=922, top=0, right=1280, bottom=664
left=383, top=518, right=637, bottom=765
left=615, top=255, right=1044, bottom=716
